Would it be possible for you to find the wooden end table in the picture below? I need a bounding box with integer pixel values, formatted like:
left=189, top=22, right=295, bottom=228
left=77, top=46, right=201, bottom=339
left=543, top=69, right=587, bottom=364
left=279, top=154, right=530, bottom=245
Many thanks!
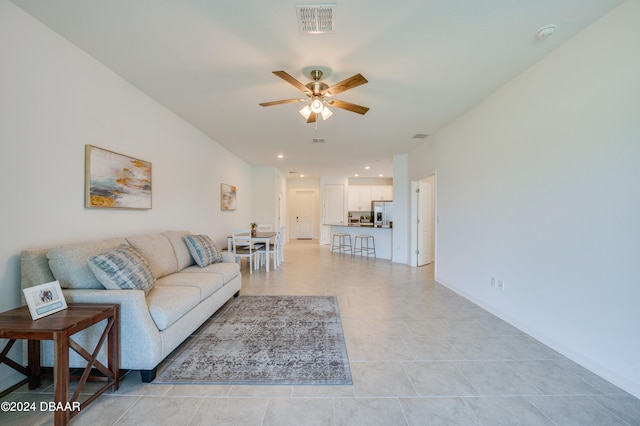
left=0, top=303, right=119, bottom=425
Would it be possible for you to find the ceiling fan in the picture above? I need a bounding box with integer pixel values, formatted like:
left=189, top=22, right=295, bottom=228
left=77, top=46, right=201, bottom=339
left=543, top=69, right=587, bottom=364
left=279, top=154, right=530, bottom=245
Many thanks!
left=259, top=69, right=369, bottom=123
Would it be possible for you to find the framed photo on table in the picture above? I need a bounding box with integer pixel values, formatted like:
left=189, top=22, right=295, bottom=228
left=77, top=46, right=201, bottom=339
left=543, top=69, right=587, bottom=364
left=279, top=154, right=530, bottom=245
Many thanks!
left=23, top=280, right=68, bottom=320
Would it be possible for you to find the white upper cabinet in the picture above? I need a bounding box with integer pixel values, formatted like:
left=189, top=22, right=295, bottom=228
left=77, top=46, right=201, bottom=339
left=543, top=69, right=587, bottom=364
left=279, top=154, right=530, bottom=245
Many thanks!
left=348, top=186, right=370, bottom=211
left=372, top=185, right=393, bottom=201
left=348, top=185, right=392, bottom=211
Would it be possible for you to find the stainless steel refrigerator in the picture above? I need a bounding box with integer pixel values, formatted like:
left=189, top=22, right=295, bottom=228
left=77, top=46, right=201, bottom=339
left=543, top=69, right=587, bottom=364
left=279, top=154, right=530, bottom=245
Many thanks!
left=371, top=201, right=393, bottom=227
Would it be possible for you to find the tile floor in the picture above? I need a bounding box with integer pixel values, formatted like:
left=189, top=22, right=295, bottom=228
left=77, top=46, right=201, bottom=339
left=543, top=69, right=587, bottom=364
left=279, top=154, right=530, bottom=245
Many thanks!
left=2, top=239, right=639, bottom=425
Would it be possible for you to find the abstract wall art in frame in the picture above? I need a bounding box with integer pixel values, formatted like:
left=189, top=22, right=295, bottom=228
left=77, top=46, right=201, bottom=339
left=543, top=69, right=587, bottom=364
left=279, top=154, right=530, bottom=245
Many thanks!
left=221, top=183, right=236, bottom=211
left=85, top=145, right=152, bottom=209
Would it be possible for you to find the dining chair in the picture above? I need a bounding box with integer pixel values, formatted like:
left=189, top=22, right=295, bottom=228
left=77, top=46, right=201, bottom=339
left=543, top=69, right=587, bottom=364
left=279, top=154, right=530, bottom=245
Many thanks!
left=231, top=229, right=265, bottom=274
left=257, top=224, right=273, bottom=232
left=267, top=226, right=286, bottom=268
left=278, top=226, right=286, bottom=264
left=278, top=226, right=287, bottom=265
left=267, top=228, right=282, bottom=270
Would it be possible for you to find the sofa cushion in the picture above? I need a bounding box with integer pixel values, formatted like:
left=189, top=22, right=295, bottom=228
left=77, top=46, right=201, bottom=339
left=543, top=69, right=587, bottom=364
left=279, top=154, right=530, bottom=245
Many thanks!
left=47, top=238, right=129, bottom=289
left=182, top=261, right=240, bottom=283
left=155, top=272, right=223, bottom=300
left=126, top=233, right=178, bottom=279
left=184, top=234, right=221, bottom=267
left=88, top=245, right=156, bottom=295
left=162, top=230, right=195, bottom=271
left=146, top=285, right=200, bottom=331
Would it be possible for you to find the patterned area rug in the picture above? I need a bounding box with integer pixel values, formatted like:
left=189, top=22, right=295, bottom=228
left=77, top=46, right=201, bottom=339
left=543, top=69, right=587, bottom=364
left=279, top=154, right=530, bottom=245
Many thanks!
left=155, top=296, right=352, bottom=385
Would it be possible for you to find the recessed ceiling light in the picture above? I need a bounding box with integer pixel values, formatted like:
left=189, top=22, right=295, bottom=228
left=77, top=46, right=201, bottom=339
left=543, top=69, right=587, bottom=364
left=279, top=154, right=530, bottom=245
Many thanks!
left=364, top=166, right=371, bottom=170
left=277, top=154, right=284, bottom=158
left=354, top=174, right=359, bottom=177
left=378, top=174, right=383, bottom=177
left=300, top=174, right=305, bottom=178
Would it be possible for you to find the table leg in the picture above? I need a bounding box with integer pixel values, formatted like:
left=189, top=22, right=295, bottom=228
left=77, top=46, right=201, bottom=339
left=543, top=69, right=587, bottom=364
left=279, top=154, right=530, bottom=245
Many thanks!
left=108, top=307, right=120, bottom=391
left=53, top=331, right=70, bottom=426
left=27, top=340, right=41, bottom=389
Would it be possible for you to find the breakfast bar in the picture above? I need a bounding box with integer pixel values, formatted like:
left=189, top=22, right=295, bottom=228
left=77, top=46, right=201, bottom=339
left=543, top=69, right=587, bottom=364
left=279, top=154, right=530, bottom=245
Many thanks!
left=328, top=225, right=393, bottom=260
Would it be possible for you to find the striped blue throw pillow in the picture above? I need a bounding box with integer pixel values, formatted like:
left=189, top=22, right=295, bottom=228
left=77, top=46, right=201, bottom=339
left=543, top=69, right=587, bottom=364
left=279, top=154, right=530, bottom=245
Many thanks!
left=88, top=244, right=155, bottom=294
left=184, top=234, right=220, bottom=267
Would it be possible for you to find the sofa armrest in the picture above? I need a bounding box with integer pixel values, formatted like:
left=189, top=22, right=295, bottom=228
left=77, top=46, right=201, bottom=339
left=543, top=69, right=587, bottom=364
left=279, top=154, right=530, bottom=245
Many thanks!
left=62, top=288, right=160, bottom=339
left=57, top=288, right=163, bottom=370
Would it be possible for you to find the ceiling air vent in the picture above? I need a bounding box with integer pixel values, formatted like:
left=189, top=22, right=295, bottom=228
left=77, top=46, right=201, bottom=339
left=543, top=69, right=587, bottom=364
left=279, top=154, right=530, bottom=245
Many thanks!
left=412, top=133, right=429, bottom=139
left=312, top=138, right=325, bottom=143
left=296, top=4, right=336, bottom=34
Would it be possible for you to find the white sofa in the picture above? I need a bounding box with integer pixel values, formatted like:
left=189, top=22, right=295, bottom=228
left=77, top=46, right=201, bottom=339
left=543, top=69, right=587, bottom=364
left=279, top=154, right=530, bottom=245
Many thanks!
left=20, top=230, right=241, bottom=382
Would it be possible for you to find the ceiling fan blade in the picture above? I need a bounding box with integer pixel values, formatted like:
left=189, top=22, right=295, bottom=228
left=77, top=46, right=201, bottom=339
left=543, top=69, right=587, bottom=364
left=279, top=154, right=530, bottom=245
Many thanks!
left=307, top=112, right=317, bottom=123
left=324, top=74, right=368, bottom=96
left=327, top=99, right=370, bottom=115
left=272, top=70, right=310, bottom=93
left=259, top=98, right=306, bottom=107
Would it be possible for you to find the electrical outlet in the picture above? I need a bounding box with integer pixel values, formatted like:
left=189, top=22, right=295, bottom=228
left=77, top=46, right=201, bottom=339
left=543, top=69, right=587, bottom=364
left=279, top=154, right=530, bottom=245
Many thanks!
left=497, top=280, right=504, bottom=291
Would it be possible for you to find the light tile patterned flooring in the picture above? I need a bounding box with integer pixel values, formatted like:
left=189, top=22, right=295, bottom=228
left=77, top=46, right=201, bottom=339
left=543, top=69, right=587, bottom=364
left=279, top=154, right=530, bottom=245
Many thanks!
left=2, top=239, right=639, bottom=425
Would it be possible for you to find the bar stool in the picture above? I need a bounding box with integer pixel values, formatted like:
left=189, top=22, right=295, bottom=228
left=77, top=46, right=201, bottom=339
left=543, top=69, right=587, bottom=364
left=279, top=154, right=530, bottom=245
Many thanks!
left=353, top=235, right=376, bottom=258
left=331, top=233, right=352, bottom=254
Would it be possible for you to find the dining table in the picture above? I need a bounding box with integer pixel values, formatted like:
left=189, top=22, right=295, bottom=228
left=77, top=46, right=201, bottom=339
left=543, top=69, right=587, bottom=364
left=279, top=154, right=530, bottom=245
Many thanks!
left=227, top=231, right=277, bottom=272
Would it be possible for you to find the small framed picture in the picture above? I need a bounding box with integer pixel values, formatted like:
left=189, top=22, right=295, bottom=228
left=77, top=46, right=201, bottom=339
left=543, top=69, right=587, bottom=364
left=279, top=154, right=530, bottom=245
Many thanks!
left=23, top=281, right=68, bottom=320
left=221, top=183, right=237, bottom=211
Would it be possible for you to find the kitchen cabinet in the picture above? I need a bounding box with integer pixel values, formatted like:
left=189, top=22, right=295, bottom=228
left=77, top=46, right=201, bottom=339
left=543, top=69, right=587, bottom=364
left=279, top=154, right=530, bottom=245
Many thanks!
left=371, top=185, right=393, bottom=201
left=348, top=185, right=392, bottom=211
left=348, top=186, right=370, bottom=211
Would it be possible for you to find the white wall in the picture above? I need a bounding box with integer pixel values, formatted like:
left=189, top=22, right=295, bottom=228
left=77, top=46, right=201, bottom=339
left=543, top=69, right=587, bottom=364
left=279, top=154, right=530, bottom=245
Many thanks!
left=392, top=154, right=409, bottom=264
left=408, top=1, right=640, bottom=397
left=252, top=167, right=277, bottom=227
left=0, top=1, right=252, bottom=391
left=251, top=166, right=288, bottom=239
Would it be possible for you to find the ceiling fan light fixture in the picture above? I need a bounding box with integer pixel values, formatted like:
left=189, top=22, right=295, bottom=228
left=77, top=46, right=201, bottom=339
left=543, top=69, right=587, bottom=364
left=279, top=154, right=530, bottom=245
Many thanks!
left=310, top=99, right=324, bottom=113
left=299, top=105, right=312, bottom=119
left=321, top=106, right=333, bottom=120
left=260, top=69, right=369, bottom=123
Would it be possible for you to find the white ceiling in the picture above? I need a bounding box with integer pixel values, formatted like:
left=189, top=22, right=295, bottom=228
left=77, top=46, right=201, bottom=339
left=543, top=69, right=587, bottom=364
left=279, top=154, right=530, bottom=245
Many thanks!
left=10, top=0, right=623, bottom=178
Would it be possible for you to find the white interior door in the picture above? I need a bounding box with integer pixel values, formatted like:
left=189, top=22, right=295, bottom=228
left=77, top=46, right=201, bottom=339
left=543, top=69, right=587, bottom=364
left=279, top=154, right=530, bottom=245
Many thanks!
left=294, top=190, right=315, bottom=239
left=417, top=180, right=433, bottom=266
